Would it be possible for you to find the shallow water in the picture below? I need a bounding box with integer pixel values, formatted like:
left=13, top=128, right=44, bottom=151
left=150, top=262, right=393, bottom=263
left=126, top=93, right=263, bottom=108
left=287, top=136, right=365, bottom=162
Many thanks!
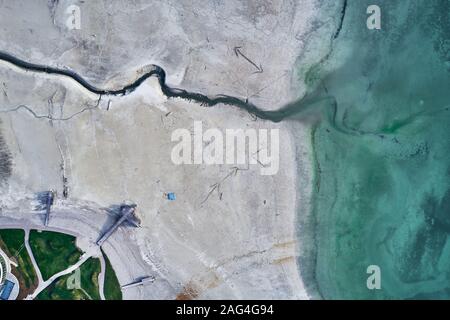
left=311, top=0, right=450, bottom=299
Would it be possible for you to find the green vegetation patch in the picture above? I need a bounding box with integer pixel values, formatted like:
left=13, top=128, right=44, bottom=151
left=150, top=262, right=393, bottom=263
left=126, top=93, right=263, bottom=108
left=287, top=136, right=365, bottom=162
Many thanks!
left=79, top=257, right=101, bottom=300
left=36, top=257, right=101, bottom=300
left=102, top=249, right=122, bottom=300
left=29, top=230, right=82, bottom=281
left=0, top=229, right=38, bottom=299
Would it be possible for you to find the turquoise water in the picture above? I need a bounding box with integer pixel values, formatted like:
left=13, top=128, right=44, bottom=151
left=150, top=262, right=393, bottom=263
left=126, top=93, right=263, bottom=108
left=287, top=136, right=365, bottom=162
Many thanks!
left=310, top=0, right=450, bottom=299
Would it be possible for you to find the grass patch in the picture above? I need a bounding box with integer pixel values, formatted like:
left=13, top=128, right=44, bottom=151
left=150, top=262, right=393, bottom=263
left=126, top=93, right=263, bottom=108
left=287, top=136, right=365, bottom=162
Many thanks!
left=29, top=230, right=82, bottom=281
left=36, top=257, right=101, bottom=300
left=79, top=258, right=101, bottom=300
left=102, top=249, right=122, bottom=300
left=0, top=229, right=38, bottom=299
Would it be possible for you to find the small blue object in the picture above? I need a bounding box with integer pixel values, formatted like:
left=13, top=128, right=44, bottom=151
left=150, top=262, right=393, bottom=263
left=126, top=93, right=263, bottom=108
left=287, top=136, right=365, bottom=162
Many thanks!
left=0, top=280, right=15, bottom=300
left=167, top=193, right=176, bottom=201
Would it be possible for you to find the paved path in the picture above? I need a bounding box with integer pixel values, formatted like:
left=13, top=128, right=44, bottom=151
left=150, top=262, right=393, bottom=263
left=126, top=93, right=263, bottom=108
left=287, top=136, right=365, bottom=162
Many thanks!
left=0, top=224, right=98, bottom=300
left=98, top=254, right=106, bottom=300
left=24, top=229, right=44, bottom=285
left=0, top=208, right=153, bottom=299
left=26, top=252, right=94, bottom=300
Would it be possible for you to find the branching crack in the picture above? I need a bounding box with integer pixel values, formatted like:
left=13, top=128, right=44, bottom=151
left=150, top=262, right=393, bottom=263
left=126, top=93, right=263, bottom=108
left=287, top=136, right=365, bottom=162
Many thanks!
left=0, top=95, right=102, bottom=121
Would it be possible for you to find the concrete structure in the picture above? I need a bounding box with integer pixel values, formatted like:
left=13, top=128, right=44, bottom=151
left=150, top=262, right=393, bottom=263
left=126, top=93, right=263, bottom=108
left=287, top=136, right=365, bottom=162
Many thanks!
left=96, top=205, right=140, bottom=246
left=122, top=276, right=156, bottom=290
left=0, top=280, right=14, bottom=300
left=0, top=248, right=18, bottom=300
left=2, top=274, right=19, bottom=300
left=44, top=190, right=55, bottom=227
left=0, top=256, right=6, bottom=286
left=0, top=249, right=11, bottom=286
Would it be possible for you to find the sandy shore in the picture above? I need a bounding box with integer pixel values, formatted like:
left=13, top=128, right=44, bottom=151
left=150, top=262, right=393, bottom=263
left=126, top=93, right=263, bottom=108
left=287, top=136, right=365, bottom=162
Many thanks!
left=0, top=64, right=312, bottom=298
left=0, top=0, right=346, bottom=299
